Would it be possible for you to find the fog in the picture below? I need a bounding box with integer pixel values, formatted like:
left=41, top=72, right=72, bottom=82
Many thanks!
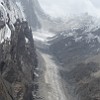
left=91, top=0, right=100, bottom=8
left=38, top=0, right=100, bottom=18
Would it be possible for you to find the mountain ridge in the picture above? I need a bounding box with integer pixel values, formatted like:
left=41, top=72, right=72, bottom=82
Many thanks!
left=0, top=0, right=38, bottom=100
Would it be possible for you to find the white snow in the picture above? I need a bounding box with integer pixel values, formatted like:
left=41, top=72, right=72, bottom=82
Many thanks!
left=0, top=2, right=7, bottom=22
left=5, top=24, right=11, bottom=39
left=0, top=0, right=26, bottom=44
left=0, top=24, right=11, bottom=43
left=33, top=30, right=55, bottom=42
left=86, top=33, right=100, bottom=43
left=67, top=32, right=73, bottom=37
left=75, top=36, right=82, bottom=42
left=87, top=33, right=94, bottom=41
left=34, top=72, right=39, bottom=77
left=25, top=37, right=29, bottom=43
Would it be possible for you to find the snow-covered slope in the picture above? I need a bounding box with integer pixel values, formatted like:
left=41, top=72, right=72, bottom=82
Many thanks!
left=49, top=13, right=100, bottom=43
left=0, top=0, right=25, bottom=43
left=49, top=13, right=100, bottom=69
left=46, top=9, right=100, bottom=100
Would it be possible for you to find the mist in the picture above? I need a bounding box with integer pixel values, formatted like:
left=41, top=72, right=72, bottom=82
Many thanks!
left=39, top=0, right=100, bottom=18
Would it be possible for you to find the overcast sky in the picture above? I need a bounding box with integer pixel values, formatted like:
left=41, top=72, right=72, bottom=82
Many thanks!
left=38, top=0, right=100, bottom=18
left=91, top=0, right=100, bottom=8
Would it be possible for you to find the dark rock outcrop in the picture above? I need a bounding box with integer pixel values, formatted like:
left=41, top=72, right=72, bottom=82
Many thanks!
left=0, top=19, right=38, bottom=100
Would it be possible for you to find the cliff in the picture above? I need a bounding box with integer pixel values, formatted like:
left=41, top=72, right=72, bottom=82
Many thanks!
left=0, top=0, right=38, bottom=100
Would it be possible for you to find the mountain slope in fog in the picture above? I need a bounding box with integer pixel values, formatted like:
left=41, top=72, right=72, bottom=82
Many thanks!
left=15, top=0, right=41, bottom=30
left=39, top=0, right=100, bottom=18
left=49, top=13, right=100, bottom=100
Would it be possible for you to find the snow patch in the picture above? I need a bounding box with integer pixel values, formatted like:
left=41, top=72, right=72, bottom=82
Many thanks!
left=75, top=36, right=82, bottom=42
left=25, top=37, right=29, bottom=43
left=95, top=35, right=100, bottom=43
left=0, top=24, right=11, bottom=43
left=5, top=24, right=11, bottom=40
left=34, top=72, right=39, bottom=77
left=86, top=33, right=100, bottom=43
left=33, top=30, right=55, bottom=42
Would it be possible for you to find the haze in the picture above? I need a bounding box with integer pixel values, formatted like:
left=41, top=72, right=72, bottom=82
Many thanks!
left=38, top=0, right=100, bottom=18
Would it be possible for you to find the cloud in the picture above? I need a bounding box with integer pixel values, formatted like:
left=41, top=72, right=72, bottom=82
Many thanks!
left=38, top=0, right=100, bottom=18
left=91, top=0, right=100, bottom=8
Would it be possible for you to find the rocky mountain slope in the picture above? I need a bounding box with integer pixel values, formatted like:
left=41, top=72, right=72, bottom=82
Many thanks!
left=49, top=14, right=100, bottom=100
left=50, top=14, right=100, bottom=68
left=0, top=0, right=38, bottom=100
left=1, top=0, right=99, bottom=100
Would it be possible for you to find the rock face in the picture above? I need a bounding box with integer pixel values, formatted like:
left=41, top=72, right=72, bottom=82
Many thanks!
left=50, top=14, right=100, bottom=100
left=0, top=0, right=38, bottom=100
left=0, top=20, right=38, bottom=100
left=66, top=62, right=100, bottom=100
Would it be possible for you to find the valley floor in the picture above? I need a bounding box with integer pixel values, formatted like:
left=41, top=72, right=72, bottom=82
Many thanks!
left=37, top=50, right=68, bottom=100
